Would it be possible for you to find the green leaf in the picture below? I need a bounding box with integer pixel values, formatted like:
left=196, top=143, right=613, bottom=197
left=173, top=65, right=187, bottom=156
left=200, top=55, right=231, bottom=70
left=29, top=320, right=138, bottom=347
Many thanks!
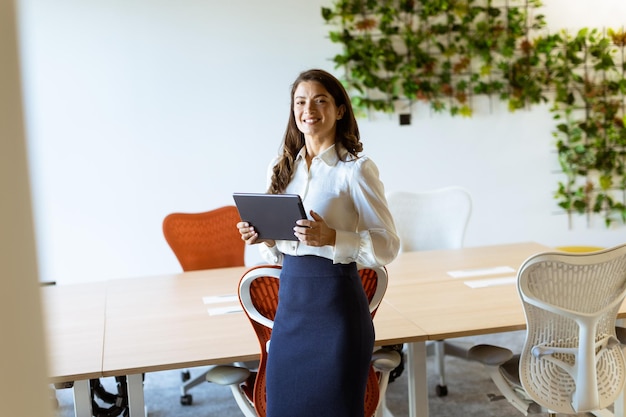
left=321, top=7, right=333, bottom=22
left=599, top=175, right=613, bottom=190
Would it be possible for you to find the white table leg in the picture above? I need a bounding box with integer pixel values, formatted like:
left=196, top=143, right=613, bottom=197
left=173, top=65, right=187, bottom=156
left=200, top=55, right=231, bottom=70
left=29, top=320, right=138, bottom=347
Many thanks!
left=72, top=379, right=92, bottom=417
left=406, top=341, right=428, bottom=417
left=126, top=374, right=146, bottom=417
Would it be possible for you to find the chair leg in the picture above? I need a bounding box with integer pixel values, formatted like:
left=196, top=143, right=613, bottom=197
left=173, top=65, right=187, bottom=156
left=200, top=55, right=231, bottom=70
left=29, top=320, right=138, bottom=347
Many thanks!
left=434, top=340, right=448, bottom=396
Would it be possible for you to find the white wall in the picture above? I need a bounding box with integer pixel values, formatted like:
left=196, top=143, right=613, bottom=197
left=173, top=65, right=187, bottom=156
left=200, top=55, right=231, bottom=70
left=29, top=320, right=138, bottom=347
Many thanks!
left=17, top=0, right=626, bottom=285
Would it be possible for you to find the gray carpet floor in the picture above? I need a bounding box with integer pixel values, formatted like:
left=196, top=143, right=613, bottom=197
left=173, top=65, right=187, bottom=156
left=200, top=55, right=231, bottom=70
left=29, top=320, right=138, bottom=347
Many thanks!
left=53, top=331, right=594, bottom=417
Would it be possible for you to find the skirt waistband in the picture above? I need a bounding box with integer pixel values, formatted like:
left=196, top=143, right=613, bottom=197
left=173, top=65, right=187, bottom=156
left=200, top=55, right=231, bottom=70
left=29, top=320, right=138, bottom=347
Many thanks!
left=282, top=255, right=356, bottom=275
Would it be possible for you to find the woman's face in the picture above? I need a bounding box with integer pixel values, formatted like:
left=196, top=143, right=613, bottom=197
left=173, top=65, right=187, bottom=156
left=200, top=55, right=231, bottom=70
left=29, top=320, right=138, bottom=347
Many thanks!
left=293, top=81, right=345, bottom=143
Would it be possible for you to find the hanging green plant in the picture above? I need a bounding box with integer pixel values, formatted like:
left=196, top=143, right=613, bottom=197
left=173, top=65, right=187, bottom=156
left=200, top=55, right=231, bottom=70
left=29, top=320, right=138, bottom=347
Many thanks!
left=547, top=28, right=626, bottom=227
left=321, top=1, right=626, bottom=227
left=321, top=0, right=546, bottom=116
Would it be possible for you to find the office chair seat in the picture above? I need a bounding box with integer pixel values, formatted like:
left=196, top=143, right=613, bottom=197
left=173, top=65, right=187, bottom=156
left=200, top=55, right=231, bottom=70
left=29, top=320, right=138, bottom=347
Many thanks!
left=499, top=354, right=521, bottom=387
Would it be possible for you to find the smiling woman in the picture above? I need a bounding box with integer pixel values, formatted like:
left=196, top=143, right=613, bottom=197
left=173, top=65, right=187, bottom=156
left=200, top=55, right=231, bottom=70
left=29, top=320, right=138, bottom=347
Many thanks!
left=236, top=68, right=400, bottom=417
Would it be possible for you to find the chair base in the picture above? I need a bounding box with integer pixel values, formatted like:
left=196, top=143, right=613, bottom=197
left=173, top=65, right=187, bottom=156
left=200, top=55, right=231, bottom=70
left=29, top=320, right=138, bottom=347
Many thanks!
left=180, top=368, right=213, bottom=405
left=425, top=339, right=477, bottom=397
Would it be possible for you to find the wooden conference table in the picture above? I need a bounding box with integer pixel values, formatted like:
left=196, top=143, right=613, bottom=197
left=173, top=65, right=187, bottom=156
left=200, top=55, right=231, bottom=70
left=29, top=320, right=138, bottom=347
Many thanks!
left=102, top=267, right=425, bottom=416
left=42, top=266, right=426, bottom=417
left=45, top=241, right=623, bottom=417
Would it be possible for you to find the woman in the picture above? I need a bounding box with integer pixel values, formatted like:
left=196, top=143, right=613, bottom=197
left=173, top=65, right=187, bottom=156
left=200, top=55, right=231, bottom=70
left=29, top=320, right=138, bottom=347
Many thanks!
left=237, top=68, right=399, bottom=417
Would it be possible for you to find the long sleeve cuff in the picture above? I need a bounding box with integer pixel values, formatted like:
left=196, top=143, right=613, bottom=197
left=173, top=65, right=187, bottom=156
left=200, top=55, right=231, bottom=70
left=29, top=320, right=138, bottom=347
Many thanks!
left=333, top=229, right=360, bottom=264
left=259, top=243, right=283, bottom=265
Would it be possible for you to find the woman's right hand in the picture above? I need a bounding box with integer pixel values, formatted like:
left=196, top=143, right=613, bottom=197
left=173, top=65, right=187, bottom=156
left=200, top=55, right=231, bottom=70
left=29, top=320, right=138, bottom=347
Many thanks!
left=237, top=221, right=275, bottom=247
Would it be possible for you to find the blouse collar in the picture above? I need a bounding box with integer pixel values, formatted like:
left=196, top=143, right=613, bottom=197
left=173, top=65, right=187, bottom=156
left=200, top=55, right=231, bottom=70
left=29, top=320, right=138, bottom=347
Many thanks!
left=296, top=143, right=350, bottom=167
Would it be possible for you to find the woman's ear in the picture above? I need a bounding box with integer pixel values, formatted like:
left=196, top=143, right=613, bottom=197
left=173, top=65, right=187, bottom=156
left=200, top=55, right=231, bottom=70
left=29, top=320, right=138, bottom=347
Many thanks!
left=337, top=104, right=346, bottom=120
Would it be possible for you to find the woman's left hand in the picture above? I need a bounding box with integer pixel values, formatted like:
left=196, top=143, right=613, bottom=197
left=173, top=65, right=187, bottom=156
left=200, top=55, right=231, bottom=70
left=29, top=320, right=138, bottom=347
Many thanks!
left=294, top=210, right=336, bottom=247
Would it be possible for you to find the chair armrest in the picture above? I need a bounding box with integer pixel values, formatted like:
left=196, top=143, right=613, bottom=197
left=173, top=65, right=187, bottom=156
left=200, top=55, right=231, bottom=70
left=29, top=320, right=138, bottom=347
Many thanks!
left=371, top=348, right=402, bottom=371
left=465, top=344, right=514, bottom=366
left=443, top=340, right=476, bottom=359
left=205, top=365, right=250, bottom=386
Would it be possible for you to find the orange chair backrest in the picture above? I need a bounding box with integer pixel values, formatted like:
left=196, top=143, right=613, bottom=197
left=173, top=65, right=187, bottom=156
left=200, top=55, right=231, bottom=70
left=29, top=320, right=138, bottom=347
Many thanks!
left=163, top=205, right=245, bottom=271
left=245, top=267, right=281, bottom=417
left=238, top=265, right=385, bottom=417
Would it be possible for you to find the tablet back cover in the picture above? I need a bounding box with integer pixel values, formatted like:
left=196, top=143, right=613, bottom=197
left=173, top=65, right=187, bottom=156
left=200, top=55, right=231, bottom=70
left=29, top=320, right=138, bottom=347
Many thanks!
left=233, top=193, right=306, bottom=241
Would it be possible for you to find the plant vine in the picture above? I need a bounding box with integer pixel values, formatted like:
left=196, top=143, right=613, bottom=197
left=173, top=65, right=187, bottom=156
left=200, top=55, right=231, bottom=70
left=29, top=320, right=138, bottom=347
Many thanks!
left=321, top=0, right=626, bottom=227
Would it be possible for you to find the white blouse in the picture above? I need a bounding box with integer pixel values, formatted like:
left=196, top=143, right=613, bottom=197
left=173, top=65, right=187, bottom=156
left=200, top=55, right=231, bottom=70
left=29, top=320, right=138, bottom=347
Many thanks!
left=260, top=144, right=400, bottom=268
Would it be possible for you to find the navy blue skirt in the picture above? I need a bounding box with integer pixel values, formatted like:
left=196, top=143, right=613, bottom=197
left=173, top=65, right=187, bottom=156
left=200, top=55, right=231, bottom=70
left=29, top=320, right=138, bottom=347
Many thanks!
left=265, top=255, right=375, bottom=417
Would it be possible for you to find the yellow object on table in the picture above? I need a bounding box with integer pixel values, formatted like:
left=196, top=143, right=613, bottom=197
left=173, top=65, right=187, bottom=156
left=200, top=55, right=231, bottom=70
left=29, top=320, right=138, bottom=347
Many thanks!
left=556, top=246, right=604, bottom=253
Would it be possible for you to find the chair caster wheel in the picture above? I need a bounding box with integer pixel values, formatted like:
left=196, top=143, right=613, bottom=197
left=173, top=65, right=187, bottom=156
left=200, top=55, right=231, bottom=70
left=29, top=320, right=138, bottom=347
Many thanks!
left=180, top=394, right=193, bottom=405
left=436, top=384, right=448, bottom=396
left=181, top=370, right=191, bottom=382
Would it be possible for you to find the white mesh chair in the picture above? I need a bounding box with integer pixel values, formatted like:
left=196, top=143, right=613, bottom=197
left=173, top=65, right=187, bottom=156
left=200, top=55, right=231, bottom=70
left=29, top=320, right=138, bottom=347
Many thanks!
left=206, top=264, right=401, bottom=417
left=387, top=187, right=471, bottom=253
left=467, top=243, right=626, bottom=416
left=386, top=187, right=472, bottom=396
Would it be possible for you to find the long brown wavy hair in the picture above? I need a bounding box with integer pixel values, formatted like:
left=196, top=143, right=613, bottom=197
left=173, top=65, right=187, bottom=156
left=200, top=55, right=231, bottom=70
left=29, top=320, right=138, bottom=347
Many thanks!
left=268, top=69, right=362, bottom=194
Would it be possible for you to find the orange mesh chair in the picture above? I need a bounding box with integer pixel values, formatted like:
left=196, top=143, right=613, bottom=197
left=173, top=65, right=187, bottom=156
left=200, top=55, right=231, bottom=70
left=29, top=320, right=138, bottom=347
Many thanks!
left=162, top=205, right=244, bottom=271
left=205, top=264, right=401, bottom=417
left=162, top=205, right=245, bottom=405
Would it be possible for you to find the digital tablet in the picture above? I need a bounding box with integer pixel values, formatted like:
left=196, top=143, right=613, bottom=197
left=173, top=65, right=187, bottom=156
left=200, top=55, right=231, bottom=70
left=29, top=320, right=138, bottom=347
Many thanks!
left=233, top=193, right=307, bottom=241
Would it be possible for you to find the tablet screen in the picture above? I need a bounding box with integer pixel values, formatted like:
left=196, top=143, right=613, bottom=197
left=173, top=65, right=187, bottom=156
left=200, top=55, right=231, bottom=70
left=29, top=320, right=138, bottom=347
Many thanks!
left=233, top=193, right=307, bottom=241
